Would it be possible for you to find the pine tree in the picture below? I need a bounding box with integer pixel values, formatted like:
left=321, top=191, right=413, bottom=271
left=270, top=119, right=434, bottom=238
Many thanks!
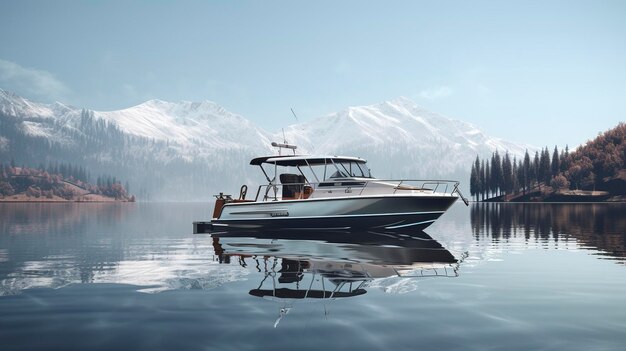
left=512, top=157, right=518, bottom=193
left=561, top=145, right=570, bottom=173
left=485, top=161, right=490, bottom=199
left=470, top=161, right=477, bottom=201
left=470, top=156, right=479, bottom=201
left=502, top=152, right=513, bottom=195
left=523, top=150, right=530, bottom=194
left=539, top=147, right=552, bottom=186
left=516, top=158, right=524, bottom=194
left=491, top=151, right=502, bottom=196
left=480, top=160, right=486, bottom=201
left=532, top=151, right=540, bottom=187
left=551, top=146, right=560, bottom=178
left=489, top=153, right=494, bottom=197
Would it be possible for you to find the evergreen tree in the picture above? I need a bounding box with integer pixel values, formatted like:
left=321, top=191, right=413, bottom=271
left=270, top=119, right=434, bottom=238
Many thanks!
left=491, top=151, right=502, bottom=196
left=561, top=144, right=571, bottom=173
left=470, top=161, right=477, bottom=201
left=485, top=161, right=490, bottom=199
left=502, top=152, right=513, bottom=195
left=490, top=153, right=495, bottom=196
left=516, top=158, right=525, bottom=194
left=551, top=146, right=560, bottom=178
left=539, top=147, right=552, bottom=185
left=512, top=157, right=519, bottom=193
left=480, top=160, right=486, bottom=201
left=470, top=156, right=479, bottom=201
left=532, top=151, right=540, bottom=187
left=538, top=148, right=546, bottom=186
left=523, top=150, right=531, bottom=194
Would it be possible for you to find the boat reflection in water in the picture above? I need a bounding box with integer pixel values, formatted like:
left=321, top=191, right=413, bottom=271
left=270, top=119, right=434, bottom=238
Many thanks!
left=206, top=228, right=462, bottom=327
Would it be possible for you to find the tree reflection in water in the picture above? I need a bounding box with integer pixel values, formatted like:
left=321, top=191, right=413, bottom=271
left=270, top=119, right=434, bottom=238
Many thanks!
left=470, top=203, right=626, bottom=263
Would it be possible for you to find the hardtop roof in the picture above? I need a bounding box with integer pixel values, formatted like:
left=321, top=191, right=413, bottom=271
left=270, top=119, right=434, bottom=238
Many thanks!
left=250, top=155, right=367, bottom=167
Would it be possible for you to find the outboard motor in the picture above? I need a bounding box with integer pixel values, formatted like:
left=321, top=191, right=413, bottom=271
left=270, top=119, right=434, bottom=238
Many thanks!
left=212, top=192, right=233, bottom=219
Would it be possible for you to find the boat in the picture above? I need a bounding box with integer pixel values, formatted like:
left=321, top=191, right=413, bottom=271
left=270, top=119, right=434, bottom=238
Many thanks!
left=194, top=142, right=468, bottom=232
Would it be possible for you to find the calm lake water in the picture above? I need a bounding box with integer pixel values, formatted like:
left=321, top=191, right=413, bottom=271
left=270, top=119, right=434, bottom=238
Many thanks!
left=1, top=202, right=625, bottom=350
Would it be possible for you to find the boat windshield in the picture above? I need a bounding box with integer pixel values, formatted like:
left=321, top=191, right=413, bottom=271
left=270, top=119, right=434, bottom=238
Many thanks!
left=327, top=161, right=372, bottom=179
left=281, top=161, right=372, bottom=183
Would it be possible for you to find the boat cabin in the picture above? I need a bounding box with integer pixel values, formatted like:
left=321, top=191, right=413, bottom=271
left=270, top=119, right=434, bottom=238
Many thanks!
left=249, top=154, right=372, bottom=200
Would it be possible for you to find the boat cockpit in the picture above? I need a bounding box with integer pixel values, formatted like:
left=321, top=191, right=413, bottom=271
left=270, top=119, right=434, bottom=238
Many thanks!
left=250, top=154, right=373, bottom=200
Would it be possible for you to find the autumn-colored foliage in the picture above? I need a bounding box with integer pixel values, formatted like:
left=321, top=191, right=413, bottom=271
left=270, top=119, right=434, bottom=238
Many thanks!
left=470, top=123, right=626, bottom=200
left=0, top=162, right=133, bottom=201
left=565, top=122, right=625, bottom=188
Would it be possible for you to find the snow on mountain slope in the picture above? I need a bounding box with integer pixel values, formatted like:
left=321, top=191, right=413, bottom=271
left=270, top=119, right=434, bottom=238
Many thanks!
left=281, top=97, right=536, bottom=177
left=1, top=88, right=533, bottom=163
left=1, top=89, right=538, bottom=195
left=0, top=89, right=76, bottom=121
left=284, top=97, right=531, bottom=156
left=0, top=89, right=273, bottom=158
left=95, top=99, right=273, bottom=152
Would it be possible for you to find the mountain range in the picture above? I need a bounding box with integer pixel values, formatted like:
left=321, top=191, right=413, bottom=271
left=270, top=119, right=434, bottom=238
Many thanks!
left=0, top=89, right=536, bottom=200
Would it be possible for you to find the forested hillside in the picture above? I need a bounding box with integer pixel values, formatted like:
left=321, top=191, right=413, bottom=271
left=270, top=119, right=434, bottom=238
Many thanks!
left=0, top=108, right=260, bottom=200
left=565, top=122, right=626, bottom=190
left=0, top=162, right=133, bottom=201
left=470, top=123, right=626, bottom=201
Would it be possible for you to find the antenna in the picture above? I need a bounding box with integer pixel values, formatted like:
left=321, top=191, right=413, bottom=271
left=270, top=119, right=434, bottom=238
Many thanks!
left=290, top=107, right=315, bottom=153
left=270, top=108, right=301, bottom=156
left=290, top=108, right=300, bottom=123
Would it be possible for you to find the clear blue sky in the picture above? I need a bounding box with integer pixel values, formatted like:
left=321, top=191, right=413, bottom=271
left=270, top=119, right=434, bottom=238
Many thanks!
left=1, top=0, right=625, bottom=147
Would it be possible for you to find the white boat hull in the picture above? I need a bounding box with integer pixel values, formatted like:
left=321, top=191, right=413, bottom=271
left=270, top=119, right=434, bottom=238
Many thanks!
left=208, top=195, right=458, bottom=230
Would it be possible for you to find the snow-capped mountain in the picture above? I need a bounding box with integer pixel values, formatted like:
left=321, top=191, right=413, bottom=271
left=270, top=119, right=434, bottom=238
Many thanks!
left=0, top=89, right=273, bottom=161
left=283, top=97, right=534, bottom=178
left=0, top=90, right=74, bottom=119
left=286, top=97, right=530, bottom=155
left=96, top=99, right=274, bottom=158
left=0, top=89, right=536, bottom=199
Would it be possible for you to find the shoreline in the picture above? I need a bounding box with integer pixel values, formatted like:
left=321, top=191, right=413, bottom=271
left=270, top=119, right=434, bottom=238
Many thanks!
left=0, top=200, right=131, bottom=203
left=0, top=195, right=132, bottom=203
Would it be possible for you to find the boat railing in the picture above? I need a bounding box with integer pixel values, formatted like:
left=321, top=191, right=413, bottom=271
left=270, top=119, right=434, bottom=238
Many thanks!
left=375, top=179, right=459, bottom=195
left=252, top=179, right=463, bottom=202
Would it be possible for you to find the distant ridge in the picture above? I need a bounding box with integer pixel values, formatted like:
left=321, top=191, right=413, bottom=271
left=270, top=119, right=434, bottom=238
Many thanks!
left=283, top=97, right=535, bottom=178
left=0, top=89, right=537, bottom=199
